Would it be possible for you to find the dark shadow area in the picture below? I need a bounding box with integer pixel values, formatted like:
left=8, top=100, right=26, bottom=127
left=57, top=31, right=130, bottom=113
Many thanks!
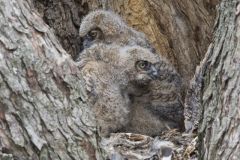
left=33, top=0, right=89, bottom=59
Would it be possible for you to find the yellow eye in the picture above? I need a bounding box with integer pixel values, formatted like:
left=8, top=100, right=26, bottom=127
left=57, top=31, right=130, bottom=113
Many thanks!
left=139, top=62, right=146, bottom=68
left=87, top=28, right=102, bottom=40
left=136, top=60, right=151, bottom=70
left=89, top=30, right=98, bottom=38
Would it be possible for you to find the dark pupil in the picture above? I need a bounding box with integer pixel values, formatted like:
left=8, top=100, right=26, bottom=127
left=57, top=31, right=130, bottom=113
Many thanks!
left=89, top=31, right=97, bottom=38
left=139, top=61, right=149, bottom=69
left=140, top=62, right=146, bottom=68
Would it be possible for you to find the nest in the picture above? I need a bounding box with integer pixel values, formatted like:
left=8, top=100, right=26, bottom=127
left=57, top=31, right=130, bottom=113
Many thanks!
left=101, top=129, right=198, bottom=160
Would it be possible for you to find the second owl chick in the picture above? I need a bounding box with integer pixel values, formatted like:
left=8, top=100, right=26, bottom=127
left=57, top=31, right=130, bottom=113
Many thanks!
left=77, top=10, right=154, bottom=59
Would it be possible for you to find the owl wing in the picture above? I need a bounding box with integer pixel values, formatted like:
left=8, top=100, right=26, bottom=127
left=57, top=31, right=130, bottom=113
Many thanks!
left=151, top=60, right=182, bottom=106
left=154, top=61, right=182, bottom=90
left=148, top=61, right=184, bottom=129
left=149, top=84, right=184, bottom=123
left=148, top=92, right=184, bottom=122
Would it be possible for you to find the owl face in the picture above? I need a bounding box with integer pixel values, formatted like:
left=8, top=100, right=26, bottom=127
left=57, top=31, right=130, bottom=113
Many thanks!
left=128, top=60, right=158, bottom=85
left=80, top=10, right=125, bottom=49
left=115, top=46, right=159, bottom=85
left=79, top=10, right=154, bottom=53
left=134, top=60, right=158, bottom=84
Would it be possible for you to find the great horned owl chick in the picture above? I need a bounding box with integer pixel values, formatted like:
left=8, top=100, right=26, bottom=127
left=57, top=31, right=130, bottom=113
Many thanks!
left=77, top=44, right=160, bottom=137
left=78, top=43, right=184, bottom=136
left=78, top=10, right=154, bottom=54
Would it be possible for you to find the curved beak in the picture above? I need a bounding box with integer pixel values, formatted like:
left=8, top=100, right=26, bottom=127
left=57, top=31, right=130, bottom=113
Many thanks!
left=148, top=65, right=158, bottom=80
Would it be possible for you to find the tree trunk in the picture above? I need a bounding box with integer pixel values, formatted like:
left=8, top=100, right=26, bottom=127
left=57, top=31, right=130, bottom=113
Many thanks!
left=199, top=1, right=240, bottom=159
left=1, top=0, right=239, bottom=160
left=0, top=0, right=101, bottom=159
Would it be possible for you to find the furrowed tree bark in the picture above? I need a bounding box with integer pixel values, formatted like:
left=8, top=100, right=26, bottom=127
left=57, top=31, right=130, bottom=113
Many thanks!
left=0, top=0, right=101, bottom=159
left=32, top=0, right=88, bottom=59
left=198, top=1, right=240, bottom=159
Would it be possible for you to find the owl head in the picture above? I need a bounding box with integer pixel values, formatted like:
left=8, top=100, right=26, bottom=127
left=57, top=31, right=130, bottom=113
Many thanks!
left=119, top=46, right=160, bottom=86
left=79, top=10, right=153, bottom=52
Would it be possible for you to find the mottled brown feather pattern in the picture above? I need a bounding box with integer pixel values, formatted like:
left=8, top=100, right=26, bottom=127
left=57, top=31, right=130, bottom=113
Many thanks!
left=77, top=10, right=184, bottom=137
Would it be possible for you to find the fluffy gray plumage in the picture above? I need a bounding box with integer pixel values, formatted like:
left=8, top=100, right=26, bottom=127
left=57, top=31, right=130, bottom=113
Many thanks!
left=77, top=44, right=183, bottom=137
left=77, top=10, right=184, bottom=137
